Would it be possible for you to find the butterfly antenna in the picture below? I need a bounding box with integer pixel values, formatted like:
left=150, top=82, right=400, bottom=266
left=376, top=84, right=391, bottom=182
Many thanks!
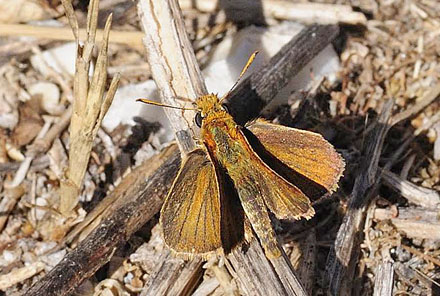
left=220, top=51, right=259, bottom=103
left=137, top=98, right=196, bottom=111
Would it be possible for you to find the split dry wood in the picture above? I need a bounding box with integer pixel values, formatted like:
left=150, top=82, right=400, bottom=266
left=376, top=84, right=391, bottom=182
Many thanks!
left=292, top=230, right=317, bottom=295
left=26, top=18, right=339, bottom=296
left=137, top=0, right=204, bottom=154
left=390, top=82, right=440, bottom=126
left=141, top=251, right=203, bottom=295
left=373, top=262, right=394, bottom=296
left=325, top=99, right=394, bottom=295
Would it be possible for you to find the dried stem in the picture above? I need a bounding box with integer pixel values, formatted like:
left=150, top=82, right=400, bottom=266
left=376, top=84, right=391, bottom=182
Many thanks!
left=58, top=0, right=120, bottom=215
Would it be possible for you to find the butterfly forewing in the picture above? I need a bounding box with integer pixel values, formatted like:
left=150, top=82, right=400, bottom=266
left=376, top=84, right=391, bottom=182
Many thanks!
left=247, top=120, right=345, bottom=199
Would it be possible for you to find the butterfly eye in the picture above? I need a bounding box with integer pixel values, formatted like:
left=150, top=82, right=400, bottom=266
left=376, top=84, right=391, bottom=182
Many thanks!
left=221, top=103, right=229, bottom=113
left=195, top=112, right=203, bottom=127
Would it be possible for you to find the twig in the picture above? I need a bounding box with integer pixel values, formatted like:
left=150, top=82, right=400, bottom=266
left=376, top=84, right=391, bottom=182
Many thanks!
left=0, top=185, right=25, bottom=232
left=228, top=24, right=339, bottom=125
left=141, top=251, right=203, bottom=295
left=401, top=244, right=440, bottom=268
left=394, top=262, right=434, bottom=290
left=6, top=116, right=54, bottom=188
left=325, top=100, right=394, bottom=295
left=0, top=155, right=49, bottom=173
left=29, top=106, right=73, bottom=155
left=0, top=262, right=45, bottom=291
left=390, top=82, right=440, bottom=126
left=381, top=169, right=440, bottom=209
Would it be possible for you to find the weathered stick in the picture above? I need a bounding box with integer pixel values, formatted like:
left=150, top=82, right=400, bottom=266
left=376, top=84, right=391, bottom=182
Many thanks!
left=381, top=169, right=440, bottom=209
left=136, top=0, right=207, bottom=294
left=325, top=99, right=394, bottom=295
left=228, top=24, right=339, bottom=125
left=27, top=22, right=339, bottom=295
left=373, top=262, right=394, bottom=296
left=374, top=207, right=440, bottom=240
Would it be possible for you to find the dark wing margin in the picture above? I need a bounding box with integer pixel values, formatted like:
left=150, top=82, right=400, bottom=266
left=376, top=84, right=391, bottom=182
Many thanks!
left=215, top=164, right=246, bottom=254
left=160, top=149, right=244, bottom=258
left=246, top=120, right=345, bottom=201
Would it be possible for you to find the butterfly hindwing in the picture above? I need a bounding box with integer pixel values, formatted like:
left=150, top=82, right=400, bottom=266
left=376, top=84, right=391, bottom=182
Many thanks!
left=160, top=149, right=221, bottom=257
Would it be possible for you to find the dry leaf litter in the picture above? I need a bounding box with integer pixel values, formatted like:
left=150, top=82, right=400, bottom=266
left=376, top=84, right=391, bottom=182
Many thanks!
left=0, top=0, right=439, bottom=295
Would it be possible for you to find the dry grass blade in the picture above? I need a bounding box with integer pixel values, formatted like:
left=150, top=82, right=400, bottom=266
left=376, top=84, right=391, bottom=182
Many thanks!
left=0, top=24, right=144, bottom=48
left=60, top=0, right=79, bottom=40
left=401, top=245, right=440, bottom=267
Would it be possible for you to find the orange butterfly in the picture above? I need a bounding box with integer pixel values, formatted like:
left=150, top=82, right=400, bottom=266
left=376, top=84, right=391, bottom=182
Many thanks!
left=138, top=52, right=344, bottom=259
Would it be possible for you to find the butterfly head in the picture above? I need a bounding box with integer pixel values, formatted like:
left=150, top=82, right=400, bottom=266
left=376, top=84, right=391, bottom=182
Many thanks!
left=194, top=94, right=229, bottom=127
